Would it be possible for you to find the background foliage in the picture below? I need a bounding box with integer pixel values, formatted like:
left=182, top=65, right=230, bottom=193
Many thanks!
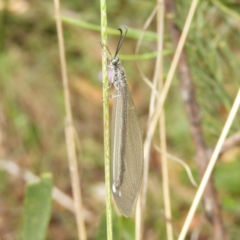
left=0, top=0, right=240, bottom=239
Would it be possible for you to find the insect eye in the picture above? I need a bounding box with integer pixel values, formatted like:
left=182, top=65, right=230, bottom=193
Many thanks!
left=112, top=57, right=119, bottom=65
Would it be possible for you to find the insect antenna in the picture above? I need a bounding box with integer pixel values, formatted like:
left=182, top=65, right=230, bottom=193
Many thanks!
left=114, top=25, right=128, bottom=57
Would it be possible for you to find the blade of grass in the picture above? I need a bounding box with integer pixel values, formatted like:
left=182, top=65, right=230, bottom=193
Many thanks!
left=0, top=159, right=75, bottom=213
left=119, top=49, right=172, bottom=61
left=211, top=0, right=240, bottom=22
left=19, top=174, right=53, bottom=240
left=62, top=17, right=157, bottom=42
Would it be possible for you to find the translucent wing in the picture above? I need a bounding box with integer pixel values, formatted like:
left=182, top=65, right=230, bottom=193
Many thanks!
left=111, top=85, right=143, bottom=218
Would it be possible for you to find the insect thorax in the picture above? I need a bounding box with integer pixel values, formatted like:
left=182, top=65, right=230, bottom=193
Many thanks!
left=108, top=57, right=127, bottom=89
left=112, top=65, right=127, bottom=90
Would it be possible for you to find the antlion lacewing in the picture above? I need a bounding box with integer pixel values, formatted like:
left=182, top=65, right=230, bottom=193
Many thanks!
left=104, top=26, right=143, bottom=218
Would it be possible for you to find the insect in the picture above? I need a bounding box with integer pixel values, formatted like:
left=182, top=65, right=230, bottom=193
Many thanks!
left=104, top=26, right=143, bottom=218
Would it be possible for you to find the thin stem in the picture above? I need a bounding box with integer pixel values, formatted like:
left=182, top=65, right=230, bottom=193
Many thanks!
left=155, top=147, right=197, bottom=187
left=53, top=0, right=86, bottom=239
left=165, top=0, right=228, bottom=238
left=141, top=1, right=199, bottom=236
left=219, top=131, right=240, bottom=154
left=145, top=0, right=199, bottom=155
left=156, top=2, right=174, bottom=240
left=135, top=3, right=161, bottom=240
left=100, top=0, right=112, bottom=239
left=178, top=88, right=240, bottom=240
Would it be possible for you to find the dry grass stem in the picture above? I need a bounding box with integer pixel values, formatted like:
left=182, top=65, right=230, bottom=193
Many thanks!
left=137, top=1, right=199, bottom=239
left=135, top=4, right=160, bottom=92
left=178, top=89, right=240, bottom=240
left=147, top=0, right=199, bottom=153
left=155, top=146, right=197, bottom=187
left=156, top=1, right=174, bottom=240
left=53, top=0, right=86, bottom=239
left=135, top=3, right=161, bottom=240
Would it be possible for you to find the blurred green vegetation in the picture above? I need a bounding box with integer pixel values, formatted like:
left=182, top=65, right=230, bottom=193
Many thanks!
left=0, top=0, right=240, bottom=239
left=96, top=212, right=135, bottom=240
left=19, top=174, right=53, bottom=240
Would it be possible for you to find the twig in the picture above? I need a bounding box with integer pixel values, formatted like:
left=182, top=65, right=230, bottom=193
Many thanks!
left=220, top=131, right=240, bottom=154
left=100, top=1, right=112, bottom=240
left=178, top=89, right=240, bottom=240
left=165, top=1, right=228, bottom=239
left=53, top=0, right=86, bottom=239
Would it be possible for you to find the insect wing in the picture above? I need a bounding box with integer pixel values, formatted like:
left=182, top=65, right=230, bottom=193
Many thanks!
left=111, top=85, right=143, bottom=218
